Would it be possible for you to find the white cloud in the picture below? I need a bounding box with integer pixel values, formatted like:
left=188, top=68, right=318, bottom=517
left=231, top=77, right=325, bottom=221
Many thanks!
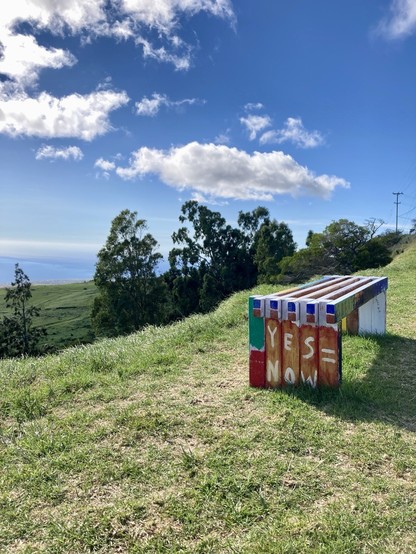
left=0, top=0, right=235, bottom=85
left=260, top=117, right=325, bottom=149
left=0, top=30, right=77, bottom=86
left=244, top=102, right=264, bottom=111
left=95, top=158, right=116, bottom=171
left=135, top=36, right=192, bottom=71
left=1, top=1, right=108, bottom=35
left=113, top=141, right=349, bottom=200
left=0, top=90, right=129, bottom=140
left=36, top=145, right=84, bottom=161
left=0, top=1, right=108, bottom=84
left=214, top=130, right=231, bottom=144
left=376, top=0, right=416, bottom=39
left=120, top=0, right=235, bottom=34
left=135, top=92, right=203, bottom=116
left=191, top=192, right=228, bottom=206
left=0, top=1, right=233, bottom=139
left=94, top=157, right=117, bottom=179
left=240, top=114, right=271, bottom=140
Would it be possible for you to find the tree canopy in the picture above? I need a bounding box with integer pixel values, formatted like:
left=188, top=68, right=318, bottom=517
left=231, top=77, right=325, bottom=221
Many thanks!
left=92, top=209, right=166, bottom=336
left=279, top=218, right=395, bottom=282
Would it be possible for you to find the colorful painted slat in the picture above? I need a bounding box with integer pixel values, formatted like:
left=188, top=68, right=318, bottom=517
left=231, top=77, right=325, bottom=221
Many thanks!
left=265, top=318, right=281, bottom=387
left=299, top=300, right=319, bottom=387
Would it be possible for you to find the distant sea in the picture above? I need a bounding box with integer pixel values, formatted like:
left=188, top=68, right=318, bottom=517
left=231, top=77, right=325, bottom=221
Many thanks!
left=0, top=256, right=95, bottom=286
left=0, top=256, right=170, bottom=286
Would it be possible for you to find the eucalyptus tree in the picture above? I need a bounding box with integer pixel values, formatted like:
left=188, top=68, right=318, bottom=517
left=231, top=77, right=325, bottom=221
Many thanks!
left=92, top=210, right=166, bottom=336
left=168, top=201, right=257, bottom=315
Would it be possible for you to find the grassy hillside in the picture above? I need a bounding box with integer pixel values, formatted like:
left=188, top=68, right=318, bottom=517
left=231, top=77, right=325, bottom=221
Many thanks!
left=0, top=244, right=415, bottom=553
left=0, top=281, right=97, bottom=350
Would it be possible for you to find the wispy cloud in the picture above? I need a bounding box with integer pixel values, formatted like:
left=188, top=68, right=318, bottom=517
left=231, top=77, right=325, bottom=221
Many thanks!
left=109, top=141, right=349, bottom=201
left=135, top=93, right=204, bottom=116
left=244, top=102, right=264, bottom=111
left=36, top=145, right=84, bottom=161
left=190, top=192, right=229, bottom=206
left=240, top=114, right=272, bottom=140
left=214, top=129, right=231, bottom=144
left=260, top=117, right=325, bottom=149
left=375, top=0, right=416, bottom=39
left=135, top=36, right=193, bottom=71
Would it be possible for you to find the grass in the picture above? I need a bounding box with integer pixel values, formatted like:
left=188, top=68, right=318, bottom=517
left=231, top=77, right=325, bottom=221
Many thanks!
left=0, top=281, right=97, bottom=351
left=0, top=243, right=415, bottom=552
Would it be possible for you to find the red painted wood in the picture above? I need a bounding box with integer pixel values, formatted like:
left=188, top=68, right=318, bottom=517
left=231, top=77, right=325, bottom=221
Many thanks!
left=265, top=318, right=282, bottom=388
left=300, top=324, right=319, bottom=387
left=318, top=326, right=340, bottom=387
left=249, top=349, right=266, bottom=387
left=281, top=320, right=300, bottom=385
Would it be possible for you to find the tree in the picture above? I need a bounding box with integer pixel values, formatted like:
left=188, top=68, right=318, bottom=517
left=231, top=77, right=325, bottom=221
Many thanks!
left=238, top=207, right=297, bottom=282
left=279, top=219, right=394, bottom=283
left=168, top=201, right=256, bottom=315
left=355, top=236, right=392, bottom=270
left=278, top=240, right=326, bottom=283
left=253, top=219, right=296, bottom=281
left=237, top=206, right=270, bottom=246
left=92, top=210, right=166, bottom=336
left=319, top=219, right=370, bottom=273
left=305, top=229, right=315, bottom=247
left=0, top=264, right=47, bottom=358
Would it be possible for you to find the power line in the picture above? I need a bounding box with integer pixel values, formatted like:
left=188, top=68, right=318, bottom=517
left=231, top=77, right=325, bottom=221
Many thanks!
left=401, top=205, right=416, bottom=217
left=392, top=192, right=403, bottom=232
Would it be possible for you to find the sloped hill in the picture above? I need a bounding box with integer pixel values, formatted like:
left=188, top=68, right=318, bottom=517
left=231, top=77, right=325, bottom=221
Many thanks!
left=0, top=243, right=415, bottom=553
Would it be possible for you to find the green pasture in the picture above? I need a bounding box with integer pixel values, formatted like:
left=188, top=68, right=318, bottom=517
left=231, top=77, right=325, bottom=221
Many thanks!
left=0, top=281, right=97, bottom=351
left=0, top=243, right=415, bottom=552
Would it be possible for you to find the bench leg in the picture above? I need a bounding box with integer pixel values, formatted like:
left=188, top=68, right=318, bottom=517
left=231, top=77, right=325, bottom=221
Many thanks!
left=357, top=291, right=386, bottom=334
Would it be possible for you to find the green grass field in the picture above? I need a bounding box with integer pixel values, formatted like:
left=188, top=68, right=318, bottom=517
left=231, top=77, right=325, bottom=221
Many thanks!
left=0, top=243, right=415, bottom=553
left=0, top=281, right=97, bottom=351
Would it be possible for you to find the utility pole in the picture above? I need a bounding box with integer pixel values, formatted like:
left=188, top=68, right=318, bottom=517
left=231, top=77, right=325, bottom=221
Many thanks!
left=392, top=192, right=403, bottom=233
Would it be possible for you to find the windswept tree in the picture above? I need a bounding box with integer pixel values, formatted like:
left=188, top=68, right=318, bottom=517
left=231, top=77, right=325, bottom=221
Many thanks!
left=0, top=264, right=47, bottom=358
left=92, top=210, right=166, bottom=336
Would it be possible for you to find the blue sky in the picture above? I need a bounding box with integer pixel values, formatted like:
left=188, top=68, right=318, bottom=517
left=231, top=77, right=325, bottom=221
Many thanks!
left=1, top=0, right=416, bottom=283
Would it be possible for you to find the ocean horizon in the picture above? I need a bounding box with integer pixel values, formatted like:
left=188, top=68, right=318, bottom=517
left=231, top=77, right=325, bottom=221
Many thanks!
left=0, top=256, right=170, bottom=286
left=0, top=256, right=95, bottom=286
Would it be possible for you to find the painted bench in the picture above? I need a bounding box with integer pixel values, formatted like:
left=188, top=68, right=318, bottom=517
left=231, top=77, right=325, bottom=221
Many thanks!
left=248, top=275, right=388, bottom=388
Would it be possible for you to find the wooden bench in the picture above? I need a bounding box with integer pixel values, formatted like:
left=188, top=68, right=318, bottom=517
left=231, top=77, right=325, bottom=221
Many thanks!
left=249, top=275, right=388, bottom=388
